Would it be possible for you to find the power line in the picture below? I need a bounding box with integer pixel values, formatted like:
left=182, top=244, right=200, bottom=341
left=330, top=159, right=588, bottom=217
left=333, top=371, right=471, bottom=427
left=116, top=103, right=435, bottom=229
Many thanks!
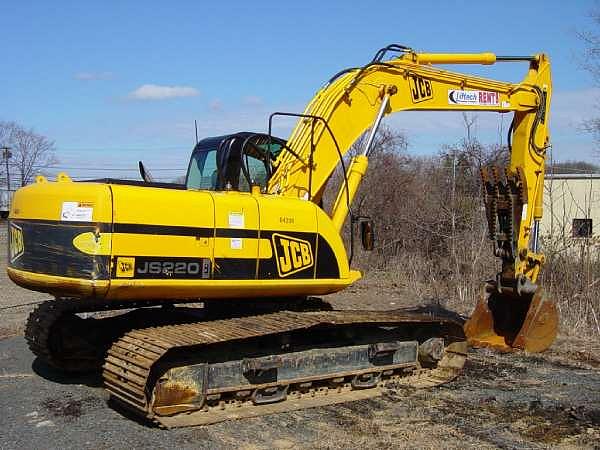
left=35, top=166, right=184, bottom=171
left=55, top=146, right=193, bottom=152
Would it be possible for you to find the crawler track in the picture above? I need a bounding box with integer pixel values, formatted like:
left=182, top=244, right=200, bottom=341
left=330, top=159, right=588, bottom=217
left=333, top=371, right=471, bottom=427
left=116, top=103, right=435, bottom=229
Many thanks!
left=25, top=299, right=200, bottom=372
left=25, top=298, right=120, bottom=372
left=103, top=309, right=467, bottom=427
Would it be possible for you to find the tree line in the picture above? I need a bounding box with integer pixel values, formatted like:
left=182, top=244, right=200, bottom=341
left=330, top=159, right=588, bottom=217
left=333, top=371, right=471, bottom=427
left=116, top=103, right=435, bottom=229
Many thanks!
left=0, top=121, right=57, bottom=190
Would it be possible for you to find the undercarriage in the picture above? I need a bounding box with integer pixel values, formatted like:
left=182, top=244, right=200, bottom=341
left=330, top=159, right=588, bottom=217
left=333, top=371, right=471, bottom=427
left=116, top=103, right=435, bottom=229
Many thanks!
left=25, top=298, right=467, bottom=427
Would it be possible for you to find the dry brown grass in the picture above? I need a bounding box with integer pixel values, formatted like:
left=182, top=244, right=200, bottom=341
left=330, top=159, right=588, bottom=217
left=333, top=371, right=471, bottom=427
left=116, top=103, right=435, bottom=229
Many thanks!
left=352, top=237, right=600, bottom=342
left=542, top=242, right=600, bottom=339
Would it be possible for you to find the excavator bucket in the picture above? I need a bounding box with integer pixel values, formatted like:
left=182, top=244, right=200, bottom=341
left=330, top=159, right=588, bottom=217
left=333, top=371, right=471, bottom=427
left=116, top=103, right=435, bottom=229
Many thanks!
left=464, top=284, right=558, bottom=353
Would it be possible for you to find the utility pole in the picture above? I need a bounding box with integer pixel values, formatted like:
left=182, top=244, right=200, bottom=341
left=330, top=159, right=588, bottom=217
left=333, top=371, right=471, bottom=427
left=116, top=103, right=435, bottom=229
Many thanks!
left=1, top=147, right=11, bottom=191
left=451, top=151, right=457, bottom=260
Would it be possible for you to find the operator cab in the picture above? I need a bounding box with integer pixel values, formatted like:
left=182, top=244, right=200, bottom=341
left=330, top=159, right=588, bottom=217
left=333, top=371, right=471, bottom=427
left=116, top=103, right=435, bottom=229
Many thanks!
left=186, top=132, right=286, bottom=192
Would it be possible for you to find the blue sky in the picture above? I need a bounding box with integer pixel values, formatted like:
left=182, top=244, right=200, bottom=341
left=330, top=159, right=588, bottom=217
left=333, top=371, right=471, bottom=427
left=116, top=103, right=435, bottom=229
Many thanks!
left=2, top=0, right=599, bottom=181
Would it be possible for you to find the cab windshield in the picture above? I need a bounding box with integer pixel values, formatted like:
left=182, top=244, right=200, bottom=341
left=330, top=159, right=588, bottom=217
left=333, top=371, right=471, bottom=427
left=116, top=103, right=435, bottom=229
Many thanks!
left=185, top=134, right=285, bottom=192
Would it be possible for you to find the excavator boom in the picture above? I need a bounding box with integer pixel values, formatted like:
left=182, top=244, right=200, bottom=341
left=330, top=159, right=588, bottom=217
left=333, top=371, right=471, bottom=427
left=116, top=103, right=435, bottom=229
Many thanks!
left=267, top=46, right=555, bottom=352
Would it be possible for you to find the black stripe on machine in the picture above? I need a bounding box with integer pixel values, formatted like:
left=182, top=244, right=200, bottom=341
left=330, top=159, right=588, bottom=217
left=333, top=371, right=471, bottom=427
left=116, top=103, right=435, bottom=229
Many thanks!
left=9, top=219, right=341, bottom=281
left=215, top=228, right=259, bottom=239
left=113, top=223, right=214, bottom=237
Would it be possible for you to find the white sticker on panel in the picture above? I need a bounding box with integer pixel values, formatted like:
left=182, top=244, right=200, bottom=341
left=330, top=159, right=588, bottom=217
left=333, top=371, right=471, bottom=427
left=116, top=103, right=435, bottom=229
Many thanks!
left=61, top=202, right=93, bottom=222
left=229, top=212, right=244, bottom=228
left=230, top=238, right=243, bottom=250
left=448, top=90, right=500, bottom=106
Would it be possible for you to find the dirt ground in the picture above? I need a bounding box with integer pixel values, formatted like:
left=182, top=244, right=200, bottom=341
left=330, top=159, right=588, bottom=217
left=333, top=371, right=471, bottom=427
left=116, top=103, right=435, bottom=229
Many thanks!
left=1, top=221, right=599, bottom=449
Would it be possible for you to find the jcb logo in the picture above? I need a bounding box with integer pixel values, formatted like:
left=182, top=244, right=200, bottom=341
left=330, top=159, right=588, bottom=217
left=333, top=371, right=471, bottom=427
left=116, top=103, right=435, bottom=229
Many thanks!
left=9, top=222, right=24, bottom=263
left=115, top=257, right=135, bottom=278
left=272, top=233, right=314, bottom=277
left=409, top=75, right=433, bottom=103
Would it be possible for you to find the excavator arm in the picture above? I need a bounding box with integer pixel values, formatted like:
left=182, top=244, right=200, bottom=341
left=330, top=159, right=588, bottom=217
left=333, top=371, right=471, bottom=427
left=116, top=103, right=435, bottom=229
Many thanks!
left=269, top=45, right=556, bottom=352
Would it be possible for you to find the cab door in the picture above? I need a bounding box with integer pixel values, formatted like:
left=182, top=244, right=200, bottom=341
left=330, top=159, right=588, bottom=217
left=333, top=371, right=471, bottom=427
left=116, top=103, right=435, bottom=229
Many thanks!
left=212, top=191, right=260, bottom=279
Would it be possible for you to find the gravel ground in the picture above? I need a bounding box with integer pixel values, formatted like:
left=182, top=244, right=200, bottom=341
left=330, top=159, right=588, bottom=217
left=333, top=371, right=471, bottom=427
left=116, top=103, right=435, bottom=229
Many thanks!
left=1, top=336, right=599, bottom=449
left=1, top=219, right=599, bottom=448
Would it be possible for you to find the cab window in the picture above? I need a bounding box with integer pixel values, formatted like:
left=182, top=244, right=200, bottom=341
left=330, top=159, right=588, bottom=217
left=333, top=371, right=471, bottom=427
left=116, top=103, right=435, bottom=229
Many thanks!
left=187, top=149, right=218, bottom=190
left=240, top=146, right=270, bottom=191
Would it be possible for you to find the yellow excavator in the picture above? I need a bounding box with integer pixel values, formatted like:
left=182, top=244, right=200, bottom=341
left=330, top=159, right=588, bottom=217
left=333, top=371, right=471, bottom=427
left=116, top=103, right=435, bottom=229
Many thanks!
left=7, top=44, right=556, bottom=427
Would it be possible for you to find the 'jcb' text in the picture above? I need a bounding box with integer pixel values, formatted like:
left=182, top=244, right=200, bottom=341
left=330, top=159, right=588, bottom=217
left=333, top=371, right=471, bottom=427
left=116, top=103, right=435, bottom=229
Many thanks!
left=9, top=222, right=24, bottom=263
left=409, top=75, right=433, bottom=103
left=272, top=233, right=314, bottom=277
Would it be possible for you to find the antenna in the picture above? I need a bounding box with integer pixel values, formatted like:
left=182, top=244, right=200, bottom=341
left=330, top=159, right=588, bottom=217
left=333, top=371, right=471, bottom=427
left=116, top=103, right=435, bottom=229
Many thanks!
left=194, top=120, right=199, bottom=145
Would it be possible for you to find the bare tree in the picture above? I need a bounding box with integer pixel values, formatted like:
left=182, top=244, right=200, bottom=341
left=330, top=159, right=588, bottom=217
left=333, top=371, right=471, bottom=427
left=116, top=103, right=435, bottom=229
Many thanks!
left=577, top=9, right=600, bottom=149
left=0, top=124, right=9, bottom=188
left=577, top=10, right=600, bottom=81
left=0, top=121, right=58, bottom=187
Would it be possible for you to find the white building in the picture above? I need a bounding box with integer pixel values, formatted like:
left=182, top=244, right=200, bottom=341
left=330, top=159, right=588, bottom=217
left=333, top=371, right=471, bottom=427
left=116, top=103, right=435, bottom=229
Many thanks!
left=0, top=189, right=12, bottom=218
left=540, top=173, right=600, bottom=246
